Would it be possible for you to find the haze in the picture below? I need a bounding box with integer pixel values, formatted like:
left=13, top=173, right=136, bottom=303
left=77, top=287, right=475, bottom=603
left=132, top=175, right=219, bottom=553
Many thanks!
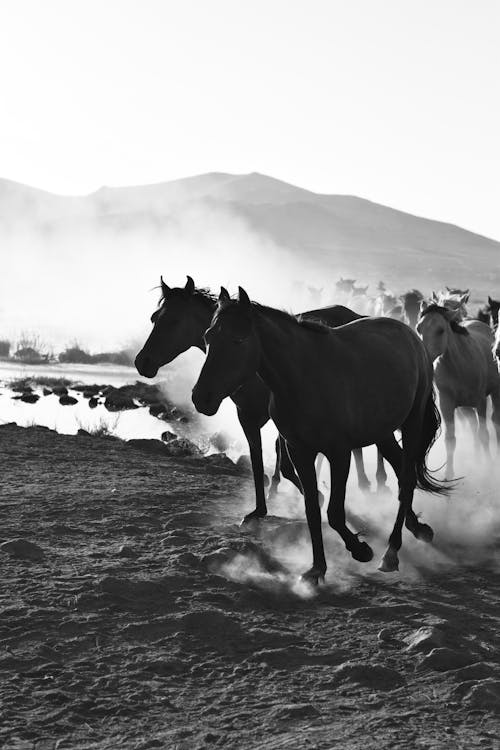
left=1, top=0, right=499, bottom=239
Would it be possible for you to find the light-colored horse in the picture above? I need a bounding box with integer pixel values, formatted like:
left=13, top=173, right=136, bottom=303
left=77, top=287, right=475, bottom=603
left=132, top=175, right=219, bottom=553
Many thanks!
left=417, top=302, right=500, bottom=479
left=433, top=288, right=470, bottom=321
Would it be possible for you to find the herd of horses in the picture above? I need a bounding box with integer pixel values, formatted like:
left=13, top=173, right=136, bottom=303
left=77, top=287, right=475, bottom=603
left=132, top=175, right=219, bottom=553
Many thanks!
left=135, top=277, right=500, bottom=583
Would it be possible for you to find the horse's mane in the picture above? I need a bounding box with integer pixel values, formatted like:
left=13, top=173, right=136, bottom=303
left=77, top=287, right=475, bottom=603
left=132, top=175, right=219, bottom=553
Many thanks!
left=420, top=304, right=469, bottom=336
left=216, top=299, right=330, bottom=334
left=157, top=286, right=218, bottom=310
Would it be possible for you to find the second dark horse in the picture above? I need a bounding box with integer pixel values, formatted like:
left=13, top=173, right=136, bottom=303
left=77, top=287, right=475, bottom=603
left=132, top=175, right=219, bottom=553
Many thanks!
left=135, top=276, right=392, bottom=522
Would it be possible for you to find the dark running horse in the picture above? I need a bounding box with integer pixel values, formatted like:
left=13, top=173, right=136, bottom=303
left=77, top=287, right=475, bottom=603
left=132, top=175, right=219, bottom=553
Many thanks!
left=135, top=277, right=389, bottom=523
left=417, top=302, right=500, bottom=479
left=193, top=287, right=446, bottom=582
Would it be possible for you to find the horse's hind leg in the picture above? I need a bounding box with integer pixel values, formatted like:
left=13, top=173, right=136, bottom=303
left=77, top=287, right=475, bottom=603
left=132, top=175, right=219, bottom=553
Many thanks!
left=352, top=448, right=371, bottom=492
left=380, top=417, right=431, bottom=572
left=477, top=398, right=490, bottom=457
left=238, top=416, right=267, bottom=522
left=440, top=393, right=456, bottom=481
left=286, top=442, right=326, bottom=583
left=267, top=436, right=282, bottom=501
left=326, top=448, right=373, bottom=563
left=375, top=447, right=389, bottom=493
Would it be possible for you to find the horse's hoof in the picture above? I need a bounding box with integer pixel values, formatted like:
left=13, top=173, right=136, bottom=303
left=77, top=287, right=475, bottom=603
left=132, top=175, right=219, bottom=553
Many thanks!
left=240, top=510, right=267, bottom=526
left=300, top=567, right=326, bottom=586
left=378, top=550, right=399, bottom=573
left=351, top=541, right=374, bottom=563
left=416, top=522, right=434, bottom=543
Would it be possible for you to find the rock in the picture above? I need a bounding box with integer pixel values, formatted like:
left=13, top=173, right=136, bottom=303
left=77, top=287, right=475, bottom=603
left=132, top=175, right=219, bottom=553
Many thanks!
left=378, top=628, right=397, bottom=643
left=269, top=703, right=321, bottom=721
left=77, top=429, right=91, bottom=436
left=127, top=439, right=171, bottom=456
left=149, top=402, right=167, bottom=417
left=88, top=397, right=99, bottom=408
left=455, top=679, right=500, bottom=711
left=450, top=662, right=499, bottom=682
left=161, top=430, right=177, bottom=443
left=104, top=394, right=138, bottom=411
left=405, top=626, right=445, bottom=653
left=417, top=647, right=475, bottom=672
left=235, top=454, right=253, bottom=475
left=162, top=438, right=201, bottom=457
left=53, top=386, right=68, bottom=396
left=43, top=388, right=52, bottom=396
left=117, top=544, right=136, bottom=558
left=0, top=538, right=45, bottom=561
left=20, top=393, right=40, bottom=403
left=330, top=661, right=405, bottom=690
left=59, top=395, right=78, bottom=406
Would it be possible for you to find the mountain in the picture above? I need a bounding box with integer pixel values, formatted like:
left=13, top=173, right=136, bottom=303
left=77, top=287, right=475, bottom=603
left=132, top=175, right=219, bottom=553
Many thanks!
left=1, top=172, right=499, bottom=301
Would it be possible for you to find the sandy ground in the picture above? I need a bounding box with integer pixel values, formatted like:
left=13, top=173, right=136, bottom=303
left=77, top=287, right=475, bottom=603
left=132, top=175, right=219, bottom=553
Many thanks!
left=1, top=423, right=500, bottom=749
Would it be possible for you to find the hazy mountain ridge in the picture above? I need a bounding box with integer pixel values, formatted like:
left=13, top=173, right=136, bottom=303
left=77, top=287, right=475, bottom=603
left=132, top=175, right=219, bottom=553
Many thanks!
left=1, top=172, right=499, bottom=299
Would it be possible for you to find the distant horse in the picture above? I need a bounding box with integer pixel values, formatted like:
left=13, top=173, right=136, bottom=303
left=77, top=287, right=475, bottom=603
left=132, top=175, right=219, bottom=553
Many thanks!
left=399, top=289, right=424, bottom=330
left=417, top=302, right=500, bottom=479
left=335, top=278, right=356, bottom=296
left=135, top=277, right=390, bottom=524
left=434, top=289, right=470, bottom=321
left=374, top=291, right=399, bottom=317
left=193, top=287, right=445, bottom=581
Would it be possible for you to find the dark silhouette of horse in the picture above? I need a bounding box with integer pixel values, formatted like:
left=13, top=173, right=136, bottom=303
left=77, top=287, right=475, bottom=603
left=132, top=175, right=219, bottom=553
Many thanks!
left=417, top=302, right=500, bottom=479
left=399, top=289, right=424, bottom=329
left=135, top=277, right=390, bottom=525
left=193, top=287, right=445, bottom=582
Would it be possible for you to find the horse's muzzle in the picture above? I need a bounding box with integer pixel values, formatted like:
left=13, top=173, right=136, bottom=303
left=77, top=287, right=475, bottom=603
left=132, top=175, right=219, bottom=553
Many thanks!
left=134, top=352, right=158, bottom=379
left=192, top=385, right=220, bottom=416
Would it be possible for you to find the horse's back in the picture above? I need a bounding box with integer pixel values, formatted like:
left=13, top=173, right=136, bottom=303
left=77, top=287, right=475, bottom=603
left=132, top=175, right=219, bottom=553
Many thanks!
left=302, top=304, right=364, bottom=327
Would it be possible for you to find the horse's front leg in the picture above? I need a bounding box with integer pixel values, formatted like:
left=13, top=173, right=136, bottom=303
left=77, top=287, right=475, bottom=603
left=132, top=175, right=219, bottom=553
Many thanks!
left=440, top=394, right=456, bottom=481
left=477, top=398, right=490, bottom=457
left=238, top=413, right=267, bottom=523
left=326, top=449, right=373, bottom=563
left=286, top=442, right=326, bottom=583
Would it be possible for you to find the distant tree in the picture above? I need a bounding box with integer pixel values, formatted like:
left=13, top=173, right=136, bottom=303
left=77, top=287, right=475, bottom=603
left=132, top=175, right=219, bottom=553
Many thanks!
left=0, top=339, right=10, bottom=357
left=59, top=345, right=93, bottom=364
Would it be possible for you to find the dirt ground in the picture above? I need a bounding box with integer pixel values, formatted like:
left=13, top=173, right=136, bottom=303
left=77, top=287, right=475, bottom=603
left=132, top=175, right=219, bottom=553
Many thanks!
left=1, top=423, right=499, bottom=749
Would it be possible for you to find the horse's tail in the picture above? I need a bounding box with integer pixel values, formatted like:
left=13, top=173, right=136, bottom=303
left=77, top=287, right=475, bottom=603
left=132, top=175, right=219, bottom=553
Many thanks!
left=415, top=388, right=449, bottom=495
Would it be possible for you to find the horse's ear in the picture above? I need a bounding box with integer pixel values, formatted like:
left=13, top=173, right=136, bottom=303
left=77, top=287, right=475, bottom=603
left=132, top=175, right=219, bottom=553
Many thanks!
left=160, top=276, right=171, bottom=298
left=461, top=293, right=469, bottom=304
left=420, top=299, right=428, bottom=313
left=185, top=276, right=195, bottom=294
left=238, top=287, right=251, bottom=308
left=219, top=286, right=230, bottom=303
left=431, top=291, right=438, bottom=302
left=445, top=286, right=451, bottom=292
left=488, top=295, right=493, bottom=305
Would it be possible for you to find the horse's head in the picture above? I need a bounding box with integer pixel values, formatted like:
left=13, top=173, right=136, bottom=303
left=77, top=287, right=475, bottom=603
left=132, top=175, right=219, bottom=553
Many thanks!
left=416, top=301, right=467, bottom=361
left=399, top=289, right=424, bottom=329
left=135, top=275, right=214, bottom=378
left=488, top=296, right=500, bottom=327
left=192, top=286, right=259, bottom=416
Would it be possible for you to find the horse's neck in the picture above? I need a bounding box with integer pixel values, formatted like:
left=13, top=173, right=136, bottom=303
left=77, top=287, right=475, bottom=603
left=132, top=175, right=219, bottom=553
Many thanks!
left=254, top=308, right=310, bottom=398
left=193, top=298, right=217, bottom=350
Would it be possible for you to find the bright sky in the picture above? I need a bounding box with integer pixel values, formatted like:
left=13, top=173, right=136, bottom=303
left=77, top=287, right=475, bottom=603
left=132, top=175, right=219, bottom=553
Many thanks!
left=0, top=0, right=499, bottom=238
